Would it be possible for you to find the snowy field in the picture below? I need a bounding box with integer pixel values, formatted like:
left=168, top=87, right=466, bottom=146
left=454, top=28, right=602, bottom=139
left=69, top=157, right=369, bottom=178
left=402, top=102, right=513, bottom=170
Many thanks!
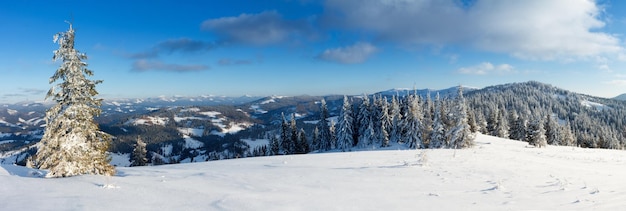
left=2, top=134, right=626, bottom=210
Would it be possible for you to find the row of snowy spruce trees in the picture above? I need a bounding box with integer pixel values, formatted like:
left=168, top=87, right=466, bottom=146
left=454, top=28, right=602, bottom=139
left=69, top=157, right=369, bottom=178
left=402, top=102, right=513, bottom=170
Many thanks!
left=254, top=86, right=561, bottom=157
left=261, top=87, right=477, bottom=156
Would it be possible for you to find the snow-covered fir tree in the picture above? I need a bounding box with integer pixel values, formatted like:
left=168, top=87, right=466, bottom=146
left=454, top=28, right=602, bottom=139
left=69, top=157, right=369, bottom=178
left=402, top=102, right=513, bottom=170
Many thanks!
left=280, top=113, right=292, bottom=154
left=509, top=113, right=527, bottom=141
left=403, top=93, right=423, bottom=149
left=130, top=136, right=148, bottom=167
left=496, top=107, right=510, bottom=138
left=389, top=96, right=402, bottom=144
left=429, top=93, right=445, bottom=149
left=34, top=23, right=115, bottom=177
left=336, top=96, right=354, bottom=151
left=360, top=119, right=375, bottom=148
left=370, top=95, right=383, bottom=146
left=317, top=99, right=332, bottom=151
left=312, top=127, right=320, bottom=151
left=296, top=128, right=309, bottom=154
left=421, top=94, right=434, bottom=146
left=507, top=110, right=519, bottom=139
left=526, top=118, right=547, bottom=147
left=467, top=110, right=478, bottom=133
left=560, top=122, right=576, bottom=146
left=476, top=111, right=489, bottom=135
left=289, top=113, right=298, bottom=154
left=357, top=94, right=373, bottom=147
left=446, top=87, right=474, bottom=149
left=486, top=108, right=499, bottom=136
left=329, top=119, right=336, bottom=149
left=379, top=97, right=391, bottom=147
left=270, top=135, right=280, bottom=155
left=544, top=114, right=560, bottom=145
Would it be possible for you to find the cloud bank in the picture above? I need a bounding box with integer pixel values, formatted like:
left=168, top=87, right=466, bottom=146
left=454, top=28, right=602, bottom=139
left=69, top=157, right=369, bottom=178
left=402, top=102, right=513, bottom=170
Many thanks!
left=201, top=11, right=313, bottom=45
left=318, top=42, right=378, bottom=64
left=132, top=60, right=209, bottom=72
left=458, top=62, right=515, bottom=75
left=323, top=0, right=623, bottom=60
left=129, top=38, right=215, bottom=59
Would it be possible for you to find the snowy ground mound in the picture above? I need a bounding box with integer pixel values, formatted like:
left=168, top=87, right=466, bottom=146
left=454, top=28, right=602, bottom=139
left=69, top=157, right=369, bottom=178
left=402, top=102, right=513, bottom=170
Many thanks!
left=2, top=134, right=626, bottom=210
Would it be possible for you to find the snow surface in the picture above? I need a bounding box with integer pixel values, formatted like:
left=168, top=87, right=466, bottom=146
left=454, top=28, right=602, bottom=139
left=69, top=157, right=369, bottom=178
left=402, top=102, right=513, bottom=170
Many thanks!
left=6, top=109, right=17, bottom=115
left=3, top=134, right=626, bottom=210
left=183, top=135, right=204, bottom=149
left=210, top=120, right=252, bottom=137
left=109, top=153, right=131, bottom=167
left=125, top=116, right=169, bottom=126
left=178, top=127, right=204, bottom=137
left=199, top=111, right=221, bottom=118
left=249, top=105, right=268, bottom=114
left=581, top=99, right=609, bottom=111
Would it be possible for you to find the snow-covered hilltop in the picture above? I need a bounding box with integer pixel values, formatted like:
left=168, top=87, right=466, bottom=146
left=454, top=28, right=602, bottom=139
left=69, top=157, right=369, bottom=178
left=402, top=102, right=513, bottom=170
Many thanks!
left=2, top=134, right=625, bottom=210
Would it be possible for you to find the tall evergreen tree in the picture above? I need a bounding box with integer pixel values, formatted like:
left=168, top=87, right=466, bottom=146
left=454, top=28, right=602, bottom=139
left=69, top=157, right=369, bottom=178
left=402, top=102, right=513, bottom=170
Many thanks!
left=389, top=96, right=402, bottom=144
left=370, top=95, right=383, bottom=146
left=476, top=112, right=489, bottom=135
left=447, top=87, right=474, bottom=149
left=34, top=23, right=115, bottom=177
left=312, top=127, right=320, bottom=151
left=526, top=118, right=547, bottom=147
left=280, top=113, right=292, bottom=154
left=404, top=94, right=423, bottom=149
left=296, top=128, right=309, bottom=154
left=507, top=110, right=519, bottom=139
left=130, top=136, right=148, bottom=167
left=270, top=135, right=280, bottom=155
left=544, top=114, right=560, bottom=145
left=421, top=94, right=434, bottom=146
left=496, top=107, right=510, bottom=138
left=467, top=110, right=478, bottom=133
left=329, top=119, right=336, bottom=149
left=360, top=118, right=375, bottom=148
left=509, top=116, right=527, bottom=141
left=289, top=113, right=298, bottom=153
left=560, top=122, right=576, bottom=146
left=318, top=99, right=332, bottom=151
left=379, top=97, right=391, bottom=147
left=357, top=94, right=373, bottom=147
left=429, top=93, right=445, bottom=148
left=486, top=108, right=499, bottom=136
left=336, top=96, right=354, bottom=151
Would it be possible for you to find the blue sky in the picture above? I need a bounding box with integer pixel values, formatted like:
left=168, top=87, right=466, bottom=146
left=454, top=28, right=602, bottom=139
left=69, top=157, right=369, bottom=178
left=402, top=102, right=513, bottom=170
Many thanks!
left=2, top=0, right=626, bottom=103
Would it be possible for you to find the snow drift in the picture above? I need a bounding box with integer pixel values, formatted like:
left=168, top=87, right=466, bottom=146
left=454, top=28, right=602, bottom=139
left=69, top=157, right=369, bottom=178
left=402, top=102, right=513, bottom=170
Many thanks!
left=2, top=134, right=626, bottom=210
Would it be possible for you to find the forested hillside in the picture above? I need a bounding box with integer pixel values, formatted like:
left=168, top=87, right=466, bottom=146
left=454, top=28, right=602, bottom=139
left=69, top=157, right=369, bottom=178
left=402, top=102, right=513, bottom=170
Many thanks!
left=466, top=81, right=626, bottom=149
left=2, top=81, right=626, bottom=166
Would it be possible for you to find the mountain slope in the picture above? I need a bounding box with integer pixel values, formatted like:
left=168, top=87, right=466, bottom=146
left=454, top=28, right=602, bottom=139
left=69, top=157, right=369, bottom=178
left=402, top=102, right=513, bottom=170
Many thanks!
left=614, top=93, right=626, bottom=101
left=1, top=134, right=625, bottom=210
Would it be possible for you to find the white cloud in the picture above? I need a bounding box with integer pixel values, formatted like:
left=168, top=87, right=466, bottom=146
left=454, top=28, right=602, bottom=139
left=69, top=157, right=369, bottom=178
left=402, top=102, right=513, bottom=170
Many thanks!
left=201, top=11, right=312, bottom=45
left=605, top=79, right=626, bottom=86
left=323, top=0, right=623, bottom=60
left=598, top=64, right=611, bottom=72
left=458, top=62, right=515, bottom=75
left=317, top=42, right=378, bottom=64
left=132, top=60, right=209, bottom=72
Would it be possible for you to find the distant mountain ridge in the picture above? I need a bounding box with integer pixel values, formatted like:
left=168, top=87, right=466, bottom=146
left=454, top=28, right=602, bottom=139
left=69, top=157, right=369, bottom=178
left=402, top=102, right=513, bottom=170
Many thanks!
left=3, top=81, right=626, bottom=166
left=614, top=93, right=626, bottom=101
left=376, top=86, right=479, bottom=99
